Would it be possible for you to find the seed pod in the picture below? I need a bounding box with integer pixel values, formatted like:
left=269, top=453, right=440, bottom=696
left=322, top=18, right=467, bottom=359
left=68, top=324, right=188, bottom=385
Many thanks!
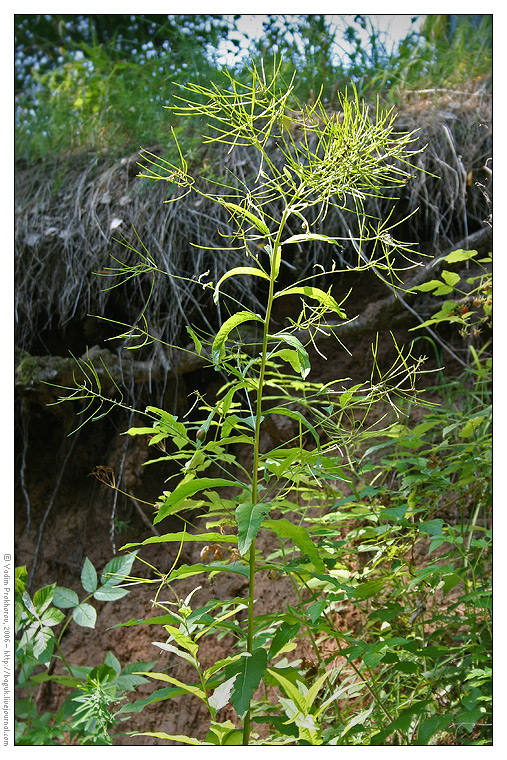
left=196, top=427, right=206, bottom=441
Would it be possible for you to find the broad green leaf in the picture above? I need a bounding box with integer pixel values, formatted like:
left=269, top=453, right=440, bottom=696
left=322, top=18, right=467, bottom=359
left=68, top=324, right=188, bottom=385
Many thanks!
left=40, top=607, right=65, bottom=627
left=93, top=586, right=130, bottom=602
left=214, top=267, right=270, bottom=304
left=72, top=602, right=97, bottom=629
left=33, top=584, right=56, bottom=614
left=410, top=279, right=447, bottom=293
left=206, top=720, right=243, bottom=745
left=122, top=531, right=237, bottom=551
left=443, top=248, right=477, bottom=263
left=140, top=672, right=207, bottom=703
left=440, top=269, right=461, bottom=287
left=274, top=285, right=346, bottom=317
left=263, top=519, right=325, bottom=573
left=271, top=348, right=301, bottom=374
left=101, top=552, right=138, bottom=585
left=15, top=566, right=28, bottom=594
left=32, top=627, right=54, bottom=659
left=154, top=478, right=241, bottom=524
left=417, top=714, right=453, bottom=745
left=459, top=416, right=485, bottom=438
left=80, top=558, right=98, bottom=593
left=220, top=201, right=270, bottom=235
left=353, top=579, right=385, bottom=600
left=236, top=502, right=270, bottom=556
left=211, top=311, right=263, bottom=365
left=227, top=649, right=268, bottom=718
left=53, top=586, right=79, bottom=609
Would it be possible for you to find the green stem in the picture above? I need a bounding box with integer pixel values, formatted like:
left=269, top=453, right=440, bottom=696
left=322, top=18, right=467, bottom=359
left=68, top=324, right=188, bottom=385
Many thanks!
left=242, top=210, right=290, bottom=746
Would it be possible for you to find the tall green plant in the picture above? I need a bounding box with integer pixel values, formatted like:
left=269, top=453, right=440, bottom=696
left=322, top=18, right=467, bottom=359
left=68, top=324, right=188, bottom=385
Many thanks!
left=52, top=61, right=434, bottom=745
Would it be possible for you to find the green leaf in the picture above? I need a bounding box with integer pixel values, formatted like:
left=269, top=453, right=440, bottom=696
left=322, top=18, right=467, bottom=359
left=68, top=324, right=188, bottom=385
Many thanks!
left=169, top=562, right=250, bottom=580
left=208, top=675, right=238, bottom=713
left=80, top=558, right=98, bottom=593
left=72, top=602, right=97, bottom=629
left=15, top=566, right=28, bottom=594
left=271, top=333, right=310, bottom=379
left=40, top=607, right=65, bottom=627
left=418, top=714, right=453, bottom=745
left=227, top=649, right=268, bottom=718
left=53, top=586, right=79, bottom=609
left=269, top=622, right=300, bottom=660
left=185, top=325, right=202, bottom=356
left=458, top=416, right=485, bottom=438
left=282, top=232, right=342, bottom=247
left=440, top=269, right=461, bottom=287
left=214, top=267, right=270, bottom=304
left=410, top=279, right=445, bottom=293
left=132, top=732, right=212, bottom=745
left=121, top=531, right=237, bottom=551
left=32, top=627, right=54, bottom=659
left=236, top=502, right=269, bottom=556
left=263, top=518, right=325, bottom=573
left=94, top=586, right=130, bottom=602
left=211, top=311, right=263, bottom=365
left=274, top=285, right=346, bottom=317
left=154, top=478, right=241, bottom=524
left=353, top=579, right=385, bottom=600
left=140, top=672, right=207, bottom=703
left=266, top=667, right=307, bottom=713
left=33, top=584, right=56, bottom=614
left=271, top=348, right=302, bottom=374
left=101, top=552, right=138, bottom=585
left=443, top=248, right=477, bottom=263
left=219, top=201, right=270, bottom=235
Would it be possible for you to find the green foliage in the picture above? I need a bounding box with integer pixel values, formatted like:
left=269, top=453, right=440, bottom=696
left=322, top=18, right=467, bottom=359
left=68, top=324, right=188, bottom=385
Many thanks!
left=48, top=61, right=491, bottom=746
left=15, top=14, right=491, bottom=163
left=14, top=554, right=153, bottom=745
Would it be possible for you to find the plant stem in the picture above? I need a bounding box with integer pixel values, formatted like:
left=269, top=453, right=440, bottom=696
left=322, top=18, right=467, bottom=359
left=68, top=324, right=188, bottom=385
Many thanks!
left=242, top=211, right=290, bottom=746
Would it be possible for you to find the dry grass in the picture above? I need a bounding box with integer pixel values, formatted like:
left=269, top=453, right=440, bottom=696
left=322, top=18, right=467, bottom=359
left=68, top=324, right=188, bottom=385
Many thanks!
left=15, top=86, right=491, bottom=361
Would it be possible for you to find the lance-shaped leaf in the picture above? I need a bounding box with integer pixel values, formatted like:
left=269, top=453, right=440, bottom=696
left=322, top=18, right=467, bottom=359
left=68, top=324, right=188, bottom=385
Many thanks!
left=122, top=531, right=238, bottom=551
left=274, top=285, right=346, bottom=318
left=282, top=232, right=344, bottom=246
left=235, top=502, right=270, bottom=556
left=263, top=518, right=325, bottom=573
left=219, top=201, right=270, bottom=235
left=214, top=267, right=270, bottom=304
left=139, top=672, right=207, bottom=703
left=211, top=311, right=264, bottom=365
left=154, top=477, right=242, bottom=524
left=224, top=649, right=268, bottom=718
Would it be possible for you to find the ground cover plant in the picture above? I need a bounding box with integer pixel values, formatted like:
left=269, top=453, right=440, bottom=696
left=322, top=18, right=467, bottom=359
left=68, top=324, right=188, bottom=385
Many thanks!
left=23, top=57, right=492, bottom=747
